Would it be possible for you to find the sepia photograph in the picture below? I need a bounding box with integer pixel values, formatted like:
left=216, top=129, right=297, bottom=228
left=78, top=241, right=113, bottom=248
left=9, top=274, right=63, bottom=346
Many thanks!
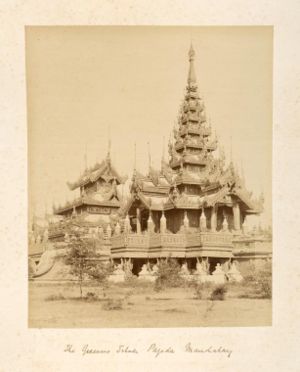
left=27, top=26, right=272, bottom=328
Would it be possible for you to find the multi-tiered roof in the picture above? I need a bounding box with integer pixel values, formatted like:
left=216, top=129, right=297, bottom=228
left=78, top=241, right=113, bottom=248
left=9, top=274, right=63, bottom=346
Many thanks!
left=54, top=151, right=126, bottom=216
left=169, top=45, right=217, bottom=174
left=127, top=45, right=263, bottom=216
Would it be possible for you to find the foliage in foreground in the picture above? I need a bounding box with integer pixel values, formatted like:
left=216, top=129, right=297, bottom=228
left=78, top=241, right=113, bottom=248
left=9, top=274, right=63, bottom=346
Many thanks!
left=243, top=261, right=272, bottom=299
left=210, top=285, right=227, bottom=301
left=64, top=236, right=113, bottom=298
left=102, top=298, right=123, bottom=310
left=45, top=293, right=65, bottom=301
left=191, top=282, right=227, bottom=301
left=192, top=282, right=214, bottom=300
left=154, top=259, right=184, bottom=291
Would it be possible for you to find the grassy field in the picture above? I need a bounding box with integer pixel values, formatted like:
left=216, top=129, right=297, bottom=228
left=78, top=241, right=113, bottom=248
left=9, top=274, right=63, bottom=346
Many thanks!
left=28, top=280, right=271, bottom=328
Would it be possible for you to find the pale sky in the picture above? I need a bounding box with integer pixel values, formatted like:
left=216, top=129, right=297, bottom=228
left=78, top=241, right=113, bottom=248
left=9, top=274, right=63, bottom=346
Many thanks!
left=26, top=26, right=272, bottom=227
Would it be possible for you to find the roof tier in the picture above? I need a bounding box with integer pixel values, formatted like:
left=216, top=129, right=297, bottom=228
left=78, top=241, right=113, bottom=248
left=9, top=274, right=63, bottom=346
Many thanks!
left=67, top=154, right=126, bottom=191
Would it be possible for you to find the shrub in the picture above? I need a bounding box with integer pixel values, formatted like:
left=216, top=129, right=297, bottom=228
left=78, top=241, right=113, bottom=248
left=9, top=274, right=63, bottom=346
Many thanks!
left=154, top=280, right=163, bottom=292
left=155, top=259, right=184, bottom=290
left=194, top=283, right=203, bottom=300
left=45, top=293, right=65, bottom=301
left=210, top=285, right=227, bottom=301
left=123, top=275, right=153, bottom=289
left=243, top=261, right=272, bottom=299
left=193, top=282, right=214, bottom=300
left=102, top=298, right=123, bottom=311
left=157, top=308, right=186, bottom=313
left=85, top=292, right=99, bottom=301
left=257, top=261, right=272, bottom=299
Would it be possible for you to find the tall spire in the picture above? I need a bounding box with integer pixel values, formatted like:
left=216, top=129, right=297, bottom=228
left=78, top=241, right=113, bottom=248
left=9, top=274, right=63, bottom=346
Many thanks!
left=168, top=44, right=218, bottom=174
left=188, top=43, right=197, bottom=85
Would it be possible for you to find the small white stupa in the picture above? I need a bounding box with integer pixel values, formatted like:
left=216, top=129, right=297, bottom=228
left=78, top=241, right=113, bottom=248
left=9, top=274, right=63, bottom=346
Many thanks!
left=108, top=263, right=126, bottom=283
left=227, top=262, right=243, bottom=282
left=138, top=264, right=156, bottom=282
left=212, top=263, right=226, bottom=284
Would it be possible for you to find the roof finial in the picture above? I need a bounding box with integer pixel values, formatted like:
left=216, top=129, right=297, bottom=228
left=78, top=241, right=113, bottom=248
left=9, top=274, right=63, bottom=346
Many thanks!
left=147, top=142, right=152, bottom=172
left=188, top=43, right=197, bottom=84
left=84, top=143, right=88, bottom=171
left=132, top=142, right=137, bottom=182
left=44, top=200, right=48, bottom=218
left=134, top=142, right=136, bottom=171
left=189, top=42, right=195, bottom=61
left=161, top=136, right=165, bottom=166
left=240, top=159, right=245, bottom=183
left=230, top=136, right=233, bottom=163
left=107, top=125, right=111, bottom=161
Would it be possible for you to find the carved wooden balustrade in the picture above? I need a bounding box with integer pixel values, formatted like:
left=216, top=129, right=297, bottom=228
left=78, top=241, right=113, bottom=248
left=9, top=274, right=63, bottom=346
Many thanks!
left=110, top=230, right=233, bottom=258
left=199, top=232, right=233, bottom=247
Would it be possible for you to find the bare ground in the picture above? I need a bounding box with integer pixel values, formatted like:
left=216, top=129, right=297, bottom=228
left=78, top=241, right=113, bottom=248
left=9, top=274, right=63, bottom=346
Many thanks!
left=28, top=281, right=271, bottom=328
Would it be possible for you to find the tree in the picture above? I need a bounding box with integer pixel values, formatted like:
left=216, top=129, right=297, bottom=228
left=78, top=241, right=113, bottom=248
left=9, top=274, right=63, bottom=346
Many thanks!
left=65, top=236, right=112, bottom=299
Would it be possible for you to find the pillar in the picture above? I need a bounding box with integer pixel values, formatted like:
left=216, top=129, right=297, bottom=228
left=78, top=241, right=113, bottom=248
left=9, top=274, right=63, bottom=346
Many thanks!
left=183, top=210, right=189, bottom=228
left=124, top=214, right=131, bottom=233
left=136, top=208, right=141, bottom=234
left=147, top=211, right=154, bottom=233
left=160, top=211, right=167, bottom=233
left=43, top=228, right=48, bottom=242
left=106, top=224, right=112, bottom=238
left=232, top=202, right=241, bottom=231
left=210, top=205, right=217, bottom=232
left=200, top=208, right=206, bottom=231
left=242, top=215, right=248, bottom=235
left=222, top=213, right=228, bottom=231
left=99, top=226, right=104, bottom=238
left=115, top=222, right=121, bottom=235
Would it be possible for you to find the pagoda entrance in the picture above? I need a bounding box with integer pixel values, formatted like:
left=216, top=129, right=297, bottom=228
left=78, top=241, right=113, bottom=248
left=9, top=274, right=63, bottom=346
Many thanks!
left=132, top=259, right=146, bottom=276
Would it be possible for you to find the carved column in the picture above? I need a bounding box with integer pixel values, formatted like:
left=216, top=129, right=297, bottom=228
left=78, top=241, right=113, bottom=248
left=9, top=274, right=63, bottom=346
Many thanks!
left=136, top=208, right=141, bottom=234
left=232, top=202, right=241, bottom=231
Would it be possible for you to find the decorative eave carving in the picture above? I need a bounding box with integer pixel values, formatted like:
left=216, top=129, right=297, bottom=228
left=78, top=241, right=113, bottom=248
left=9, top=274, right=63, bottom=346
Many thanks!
left=67, top=158, right=126, bottom=191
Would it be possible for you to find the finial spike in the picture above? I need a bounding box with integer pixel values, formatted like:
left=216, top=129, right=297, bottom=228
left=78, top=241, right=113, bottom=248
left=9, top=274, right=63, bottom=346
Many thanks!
left=240, top=159, right=245, bottom=182
left=230, top=136, right=233, bottom=163
left=134, top=142, right=136, bottom=170
left=108, top=138, right=111, bottom=156
left=189, top=42, right=195, bottom=61
left=187, top=44, right=197, bottom=84
left=84, top=143, right=88, bottom=170
left=162, top=136, right=165, bottom=162
left=147, top=142, right=152, bottom=171
left=106, top=125, right=111, bottom=161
